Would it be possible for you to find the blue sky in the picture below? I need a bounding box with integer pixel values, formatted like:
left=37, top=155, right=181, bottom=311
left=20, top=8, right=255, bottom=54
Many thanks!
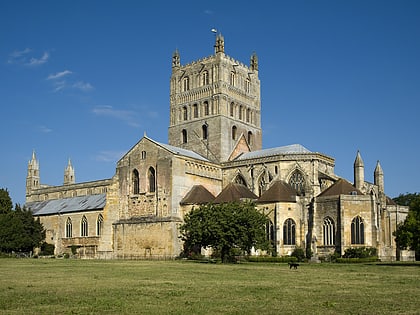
left=1, top=0, right=419, bottom=205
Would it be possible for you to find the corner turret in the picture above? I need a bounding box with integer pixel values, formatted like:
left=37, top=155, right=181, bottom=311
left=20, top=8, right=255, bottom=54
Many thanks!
left=374, top=160, right=384, bottom=193
left=64, top=158, right=75, bottom=185
left=354, top=150, right=364, bottom=190
left=26, top=150, right=40, bottom=197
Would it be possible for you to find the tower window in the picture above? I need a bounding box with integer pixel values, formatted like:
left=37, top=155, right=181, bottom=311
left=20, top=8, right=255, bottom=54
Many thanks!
left=232, top=126, right=237, bottom=140
left=202, top=71, right=209, bottom=85
left=245, top=78, right=251, bottom=93
left=202, top=124, right=208, bottom=140
left=246, top=108, right=250, bottom=122
left=148, top=167, right=156, bottom=193
left=230, top=71, right=235, bottom=86
left=182, top=129, right=187, bottom=144
left=183, top=76, right=189, bottom=91
left=183, top=106, right=188, bottom=121
left=193, top=104, right=198, bottom=118
left=247, top=131, right=253, bottom=145
left=239, top=105, right=243, bottom=120
left=230, top=102, right=235, bottom=117
left=351, top=216, right=364, bottom=244
left=204, top=101, right=209, bottom=116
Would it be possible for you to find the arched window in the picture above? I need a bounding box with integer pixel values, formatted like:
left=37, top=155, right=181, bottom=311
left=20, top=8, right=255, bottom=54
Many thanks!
left=204, top=101, right=209, bottom=116
left=323, top=217, right=335, bottom=246
left=234, top=174, right=247, bottom=186
left=183, top=106, right=188, bottom=121
left=132, top=169, right=139, bottom=194
left=232, top=126, right=237, bottom=140
left=239, top=105, right=243, bottom=120
left=230, top=102, right=235, bottom=117
left=81, top=215, right=88, bottom=237
left=289, top=170, right=305, bottom=195
left=245, top=78, right=251, bottom=93
left=193, top=104, right=198, bottom=118
left=202, top=71, right=209, bottom=85
left=148, top=167, right=156, bottom=193
left=283, top=218, right=296, bottom=245
left=246, top=108, right=250, bottom=122
left=247, top=131, right=253, bottom=145
left=202, top=124, right=208, bottom=140
left=230, top=71, right=235, bottom=86
left=97, top=214, right=104, bottom=236
left=182, top=129, right=187, bottom=144
left=65, top=217, right=72, bottom=238
left=183, top=76, right=189, bottom=91
left=141, top=151, right=146, bottom=159
left=351, top=216, right=364, bottom=244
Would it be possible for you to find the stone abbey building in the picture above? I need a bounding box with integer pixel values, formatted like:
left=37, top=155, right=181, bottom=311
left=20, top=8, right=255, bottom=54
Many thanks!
left=26, top=35, right=408, bottom=260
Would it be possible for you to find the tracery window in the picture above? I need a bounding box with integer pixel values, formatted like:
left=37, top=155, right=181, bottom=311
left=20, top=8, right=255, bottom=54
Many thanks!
left=132, top=169, right=140, bottom=194
left=234, top=174, right=247, bottom=186
left=81, top=215, right=88, bottom=237
left=323, top=217, right=335, bottom=246
left=97, top=214, right=104, bottom=236
left=351, top=216, right=364, bottom=244
left=65, top=217, right=72, bottom=238
left=283, top=218, right=296, bottom=245
left=289, top=170, right=305, bottom=195
left=148, top=167, right=156, bottom=193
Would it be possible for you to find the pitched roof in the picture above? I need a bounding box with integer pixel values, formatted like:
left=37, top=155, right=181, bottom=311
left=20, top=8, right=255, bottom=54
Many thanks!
left=213, top=183, right=258, bottom=204
left=317, top=178, right=363, bottom=197
left=26, top=194, right=106, bottom=216
left=234, top=144, right=311, bottom=161
left=386, top=196, right=397, bottom=206
left=154, top=140, right=210, bottom=162
left=180, top=185, right=215, bottom=205
left=257, top=180, right=297, bottom=203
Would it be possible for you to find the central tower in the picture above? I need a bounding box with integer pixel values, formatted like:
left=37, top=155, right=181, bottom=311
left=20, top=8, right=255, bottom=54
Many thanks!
left=168, top=34, right=262, bottom=162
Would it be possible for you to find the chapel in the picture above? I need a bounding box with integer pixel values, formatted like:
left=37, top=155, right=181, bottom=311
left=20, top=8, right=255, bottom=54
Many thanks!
left=26, top=34, right=408, bottom=260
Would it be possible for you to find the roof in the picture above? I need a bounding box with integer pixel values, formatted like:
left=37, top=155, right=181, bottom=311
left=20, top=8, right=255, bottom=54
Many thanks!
left=155, top=140, right=210, bottom=162
left=213, top=183, right=258, bottom=204
left=257, top=180, right=297, bottom=203
left=317, top=179, right=363, bottom=197
left=386, top=196, right=397, bottom=206
left=26, top=194, right=106, bottom=216
left=180, top=185, right=215, bottom=205
left=234, top=144, right=311, bottom=161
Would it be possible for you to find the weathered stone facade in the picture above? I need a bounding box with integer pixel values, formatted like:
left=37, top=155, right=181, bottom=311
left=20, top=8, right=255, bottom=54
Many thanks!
left=26, top=35, right=408, bottom=261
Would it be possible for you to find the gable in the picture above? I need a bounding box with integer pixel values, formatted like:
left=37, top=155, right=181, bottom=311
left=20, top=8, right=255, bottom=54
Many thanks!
left=228, top=133, right=251, bottom=161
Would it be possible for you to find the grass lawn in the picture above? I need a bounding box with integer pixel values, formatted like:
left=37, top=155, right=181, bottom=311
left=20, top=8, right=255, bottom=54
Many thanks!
left=0, top=259, right=419, bottom=314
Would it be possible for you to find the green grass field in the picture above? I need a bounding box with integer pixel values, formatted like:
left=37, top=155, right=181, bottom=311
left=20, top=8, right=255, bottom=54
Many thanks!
left=0, top=259, right=418, bottom=314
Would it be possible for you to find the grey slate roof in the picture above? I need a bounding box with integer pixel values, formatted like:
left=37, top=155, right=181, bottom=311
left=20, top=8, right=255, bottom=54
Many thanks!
left=26, top=194, right=106, bottom=216
left=155, top=140, right=210, bottom=162
left=234, top=144, right=311, bottom=161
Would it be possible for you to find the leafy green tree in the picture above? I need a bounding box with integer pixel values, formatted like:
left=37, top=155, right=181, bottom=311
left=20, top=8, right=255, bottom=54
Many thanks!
left=0, top=190, right=45, bottom=254
left=180, top=201, right=271, bottom=263
left=0, top=188, right=13, bottom=214
left=393, top=193, right=420, bottom=260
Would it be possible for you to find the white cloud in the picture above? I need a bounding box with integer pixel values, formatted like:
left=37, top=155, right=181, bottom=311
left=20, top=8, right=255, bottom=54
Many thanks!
left=38, top=125, right=53, bottom=133
left=27, top=52, right=49, bottom=66
left=47, top=70, right=72, bottom=80
left=7, top=48, right=32, bottom=64
left=92, top=105, right=140, bottom=128
left=73, top=81, right=93, bottom=91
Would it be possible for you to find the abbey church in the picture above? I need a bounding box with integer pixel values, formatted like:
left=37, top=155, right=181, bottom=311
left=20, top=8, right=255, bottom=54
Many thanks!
left=26, top=35, right=408, bottom=261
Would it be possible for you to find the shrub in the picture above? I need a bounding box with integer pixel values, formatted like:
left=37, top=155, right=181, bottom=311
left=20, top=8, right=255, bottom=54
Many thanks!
left=40, top=242, right=55, bottom=256
left=343, top=247, right=377, bottom=259
left=247, top=256, right=297, bottom=263
left=291, top=247, right=306, bottom=262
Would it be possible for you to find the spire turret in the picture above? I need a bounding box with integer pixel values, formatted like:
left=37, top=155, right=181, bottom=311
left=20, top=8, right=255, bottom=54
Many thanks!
left=374, top=160, right=384, bottom=193
left=354, top=150, right=364, bottom=190
left=215, top=33, right=224, bottom=54
left=64, top=158, right=75, bottom=185
left=251, top=52, right=258, bottom=71
left=172, top=49, right=180, bottom=68
left=26, top=150, right=40, bottom=196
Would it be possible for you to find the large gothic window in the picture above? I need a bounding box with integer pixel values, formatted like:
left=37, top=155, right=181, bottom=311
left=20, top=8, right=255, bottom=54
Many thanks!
left=289, top=170, right=305, bottom=195
left=148, top=167, right=156, bottom=193
left=283, top=218, right=296, bottom=245
left=65, top=217, right=72, bottom=238
left=132, top=169, right=140, bottom=194
left=97, top=214, right=104, bottom=236
left=323, top=217, right=335, bottom=246
left=351, top=216, right=365, bottom=244
left=81, top=215, right=88, bottom=237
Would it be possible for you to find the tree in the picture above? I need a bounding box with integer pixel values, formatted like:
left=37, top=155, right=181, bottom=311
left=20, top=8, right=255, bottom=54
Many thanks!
left=0, top=190, right=45, bottom=254
left=393, top=193, right=420, bottom=260
left=179, top=201, right=271, bottom=263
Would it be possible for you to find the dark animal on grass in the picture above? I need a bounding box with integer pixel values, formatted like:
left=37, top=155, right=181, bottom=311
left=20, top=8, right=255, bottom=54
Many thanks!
left=288, top=262, right=299, bottom=269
